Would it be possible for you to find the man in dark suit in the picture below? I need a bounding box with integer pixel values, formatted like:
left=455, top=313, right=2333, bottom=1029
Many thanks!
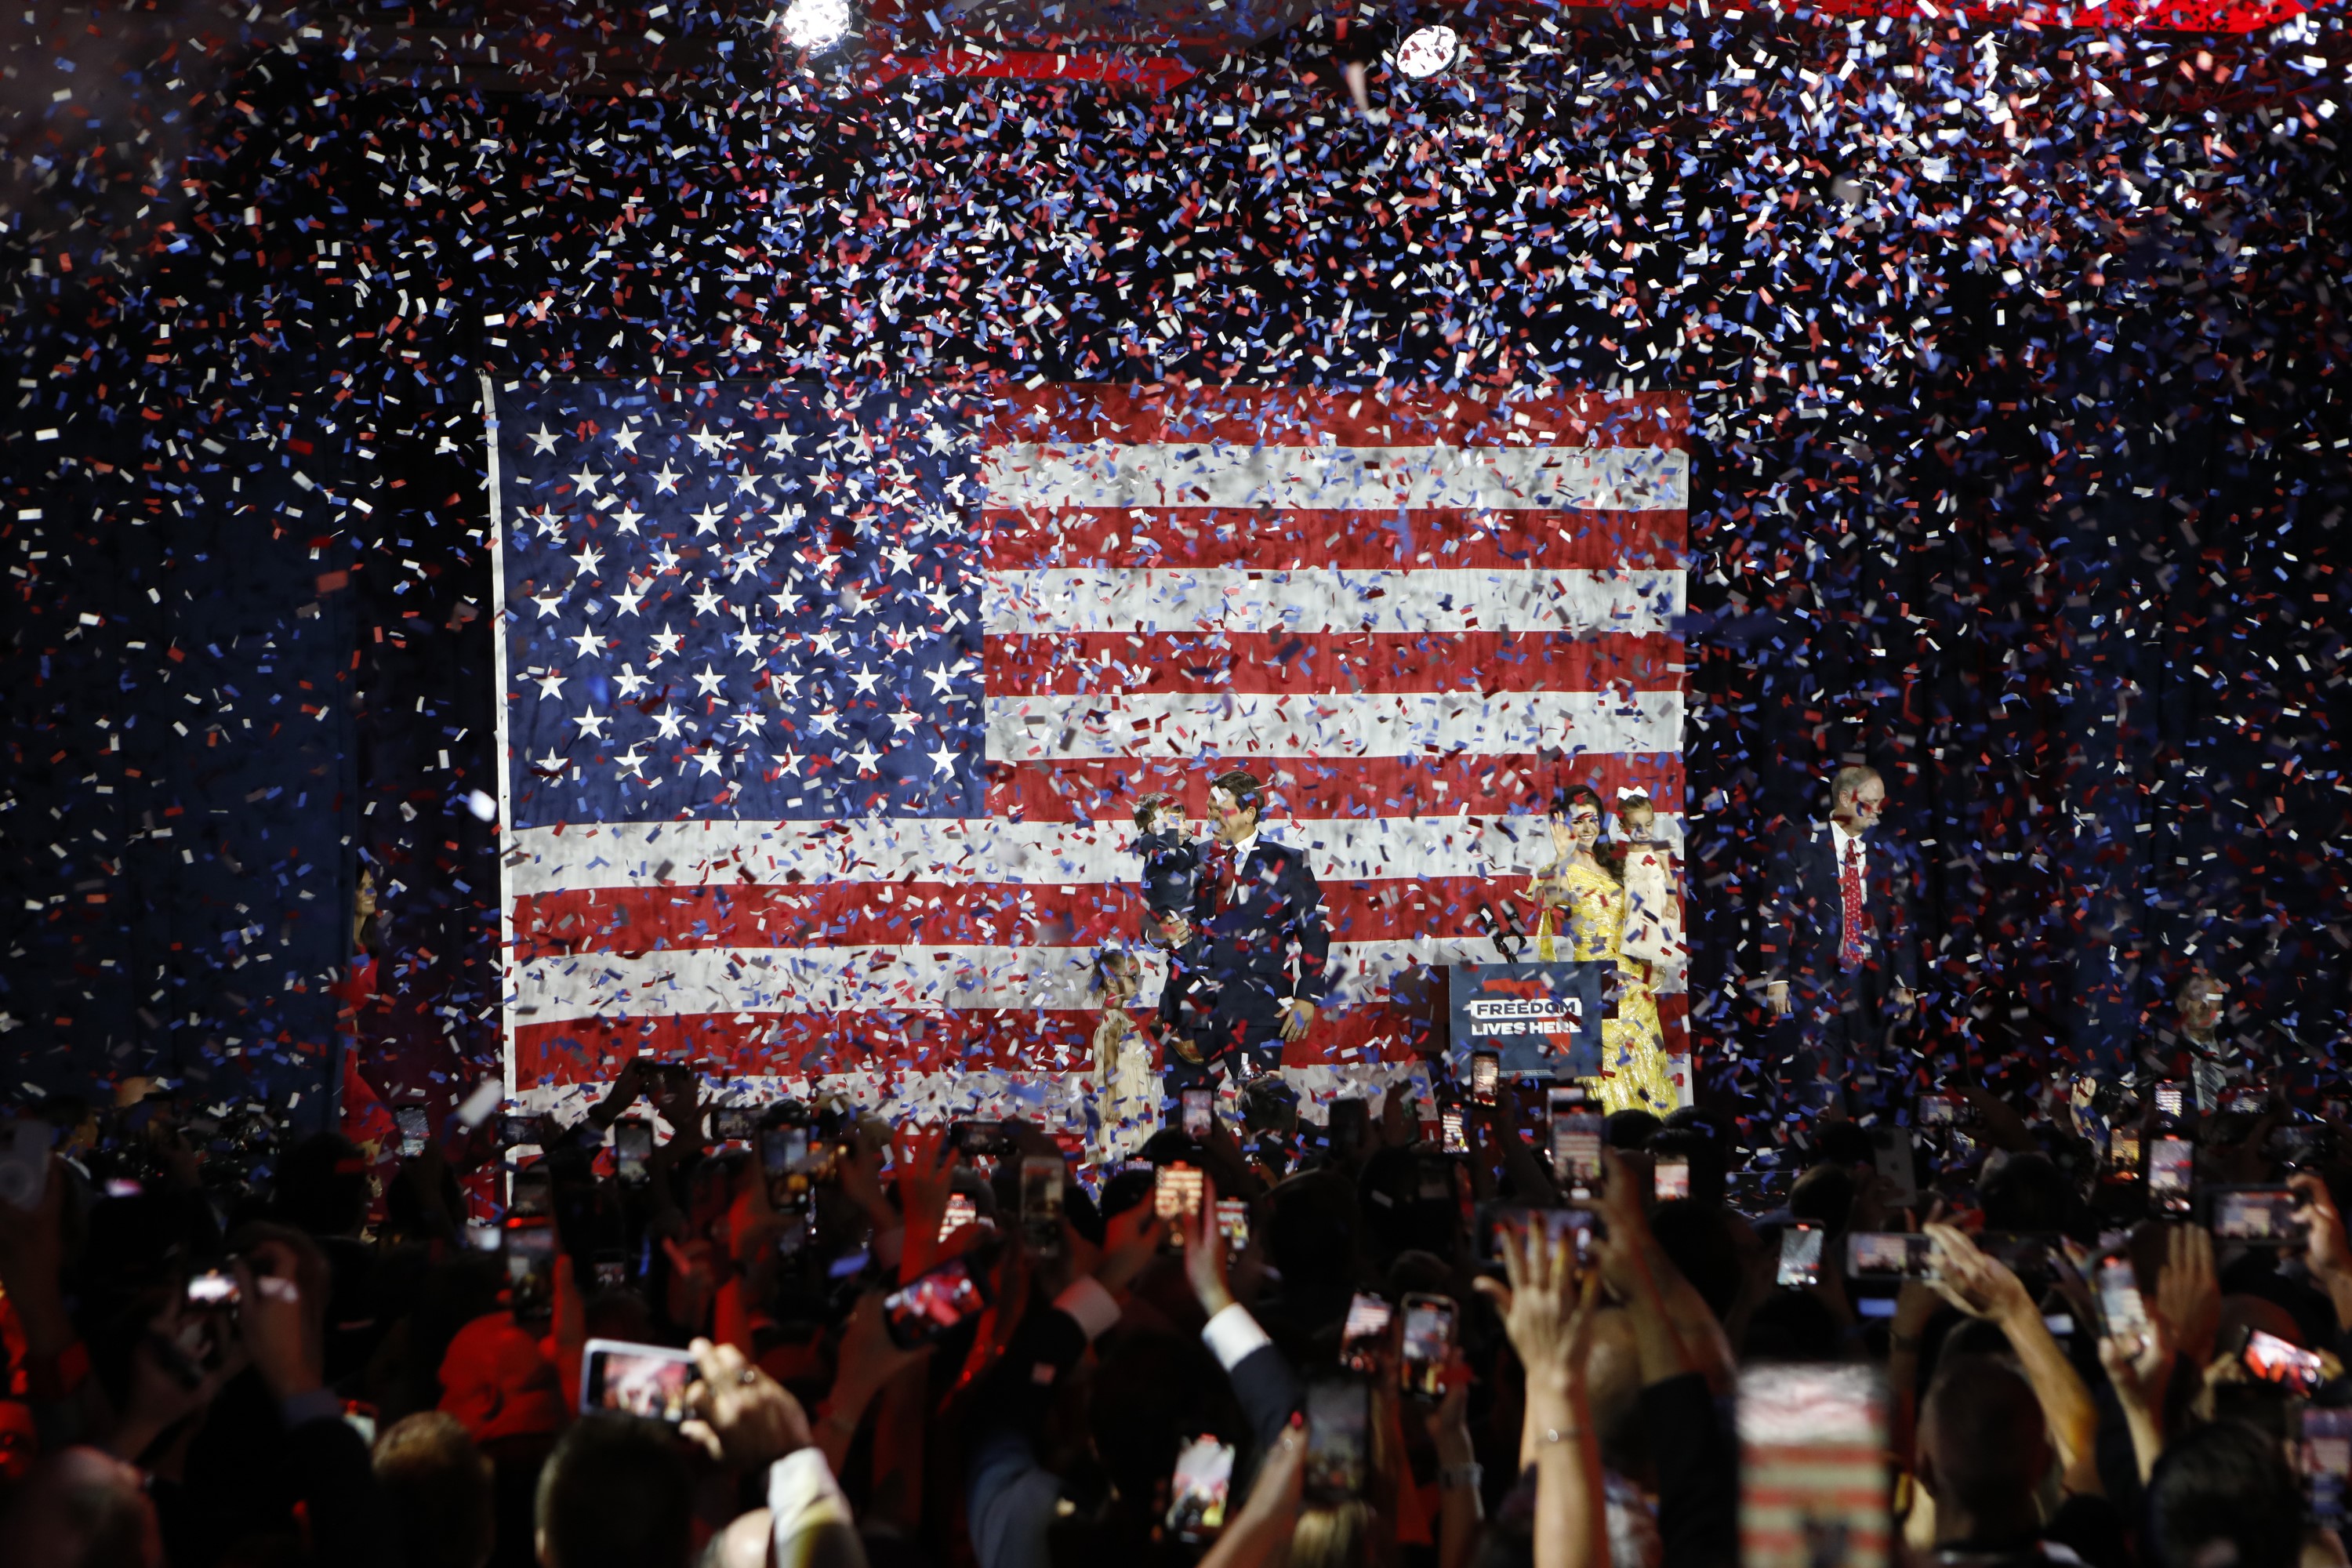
left=1154, top=769, right=1332, bottom=1085
left=1760, top=765, right=1920, bottom=1118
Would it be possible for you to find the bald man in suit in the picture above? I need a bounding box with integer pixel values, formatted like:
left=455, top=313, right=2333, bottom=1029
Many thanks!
left=1760, top=765, right=1920, bottom=1119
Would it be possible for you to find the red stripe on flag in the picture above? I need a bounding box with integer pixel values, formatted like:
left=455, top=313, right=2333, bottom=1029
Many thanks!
left=512, top=1002, right=1433, bottom=1083
left=984, top=384, right=1690, bottom=450
left=511, top=876, right=1546, bottom=960
left=982, top=507, right=1686, bottom=572
left=984, top=752, right=1685, bottom=822
left=985, top=631, right=1685, bottom=697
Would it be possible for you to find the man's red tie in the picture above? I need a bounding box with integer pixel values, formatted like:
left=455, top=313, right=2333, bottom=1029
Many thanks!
left=1839, top=840, right=1865, bottom=972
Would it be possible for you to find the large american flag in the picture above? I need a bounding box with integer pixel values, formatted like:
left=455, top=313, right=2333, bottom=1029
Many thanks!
left=488, top=379, right=1689, bottom=1123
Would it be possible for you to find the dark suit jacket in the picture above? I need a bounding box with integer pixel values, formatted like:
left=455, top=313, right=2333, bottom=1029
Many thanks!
left=1159, top=837, right=1332, bottom=1032
left=1761, top=822, right=1919, bottom=996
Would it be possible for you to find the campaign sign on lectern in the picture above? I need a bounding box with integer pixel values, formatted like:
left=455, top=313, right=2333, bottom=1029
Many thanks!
left=1446, top=962, right=1613, bottom=1080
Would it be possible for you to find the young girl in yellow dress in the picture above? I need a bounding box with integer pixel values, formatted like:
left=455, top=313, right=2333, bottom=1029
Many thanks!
left=1529, top=785, right=1680, bottom=1115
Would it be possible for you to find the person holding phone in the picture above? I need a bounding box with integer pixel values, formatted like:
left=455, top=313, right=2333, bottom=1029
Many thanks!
left=1178, top=1173, right=1305, bottom=1462
left=2291, top=1171, right=2352, bottom=1335
left=1152, top=769, right=1332, bottom=1087
left=962, top=1200, right=1175, bottom=1568
left=1473, top=1213, right=1610, bottom=1568
left=1921, top=1223, right=2103, bottom=1501
left=1584, top=1149, right=1740, bottom=1568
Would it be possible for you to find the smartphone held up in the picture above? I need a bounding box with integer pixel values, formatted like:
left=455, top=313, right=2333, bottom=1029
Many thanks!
left=1156, top=1163, right=1205, bottom=1247
left=1020, top=1156, right=1065, bottom=1255
left=1165, top=1436, right=1236, bottom=1543
left=1777, top=1224, right=1825, bottom=1287
left=880, top=1254, right=991, bottom=1348
left=1338, top=1293, right=1393, bottom=1375
left=580, top=1338, right=696, bottom=1421
left=1399, top=1292, right=1457, bottom=1400
left=1305, top=1378, right=1371, bottom=1503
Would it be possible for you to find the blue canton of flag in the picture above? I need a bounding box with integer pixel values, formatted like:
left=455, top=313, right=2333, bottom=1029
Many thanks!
left=493, top=381, right=985, bottom=829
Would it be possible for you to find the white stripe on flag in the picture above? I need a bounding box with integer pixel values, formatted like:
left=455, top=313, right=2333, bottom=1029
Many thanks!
left=983, top=567, right=1685, bottom=636
left=509, top=1062, right=1428, bottom=1127
left=984, top=689, right=1682, bottom=761
left=514, top=937, right=1535, bottom=1026
left=978, top=442, right=1690, bottom=513
left=502, top=813, right=1686, bottom=897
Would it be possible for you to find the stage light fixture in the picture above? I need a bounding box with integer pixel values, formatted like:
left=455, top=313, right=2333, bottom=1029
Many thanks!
left=778, top=0, right=853, bottom=53
left=1394, top=24, right=1461, bottom=80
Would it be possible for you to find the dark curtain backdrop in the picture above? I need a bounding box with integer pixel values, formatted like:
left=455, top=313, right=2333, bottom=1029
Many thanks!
left=5, top=1, right=2350, bottom=1137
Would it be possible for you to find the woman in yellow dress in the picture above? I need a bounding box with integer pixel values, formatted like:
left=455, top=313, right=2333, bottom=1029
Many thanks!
left=1529, top=785, right=1679, bottom=1115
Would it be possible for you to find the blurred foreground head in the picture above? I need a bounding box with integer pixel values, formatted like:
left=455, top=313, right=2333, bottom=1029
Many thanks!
left=0, top=1446, right=162, bottom=1568
left=2146, top=1419, right=2304, bottom=1568
left=375, top=1411, right=495, bottom=1568
left=1917, top=1356, right=2050, bottom=1542
left=535, top=1414, right=692, bottom=1568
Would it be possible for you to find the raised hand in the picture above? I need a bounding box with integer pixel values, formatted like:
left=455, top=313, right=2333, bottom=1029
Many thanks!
left=1183, top=1174, right=1236, bottom=1316
left=2099, top=1305, right=2176, bottom=1484
left=894, top=1130, right=966, bottom=1284
left=650, top=1066, right=704, bottom=1152
left=1922, top=1222, right=2033, bottom=1326
left=2099, top=1306, right=2176, bottom=1412
left=1098, top=1194, right=1167, bottom=1295
left=591, top=1058, right=647, bottom=1128
left=2155, top=1222, right=2221, bottom=1367
left=681, top=1337, right=811, bottom=1470
left=1474, top=1216, right=1600, bottom=1397
left=1198, top=1419, right=1306, bottom=1568
left=111, top=1290, right=247, bottom=1461
left=1588, top=1149, right=1653, bottom=1304
left=831, top=1291, right=928, bottom=1412
left=1425, top=1345, right=1474, bottom=1461
left=1378, top=1081, right=1417, bottom=1149
left=0, top=1152, right=68, bottom=1334
left=234, top=1238, right=325, bottom=1400
left=2290, top=1174, right=2352, bottom=1333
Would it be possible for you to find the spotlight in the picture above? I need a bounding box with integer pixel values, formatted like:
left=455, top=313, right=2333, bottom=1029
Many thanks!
left=1394, top=23, right=1461, bottom=80
left=778, top=0, right=853, bottom=53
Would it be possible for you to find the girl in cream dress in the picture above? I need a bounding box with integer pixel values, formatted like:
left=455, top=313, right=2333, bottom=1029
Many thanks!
left=1091, top=949, right=1162, bottom=1164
